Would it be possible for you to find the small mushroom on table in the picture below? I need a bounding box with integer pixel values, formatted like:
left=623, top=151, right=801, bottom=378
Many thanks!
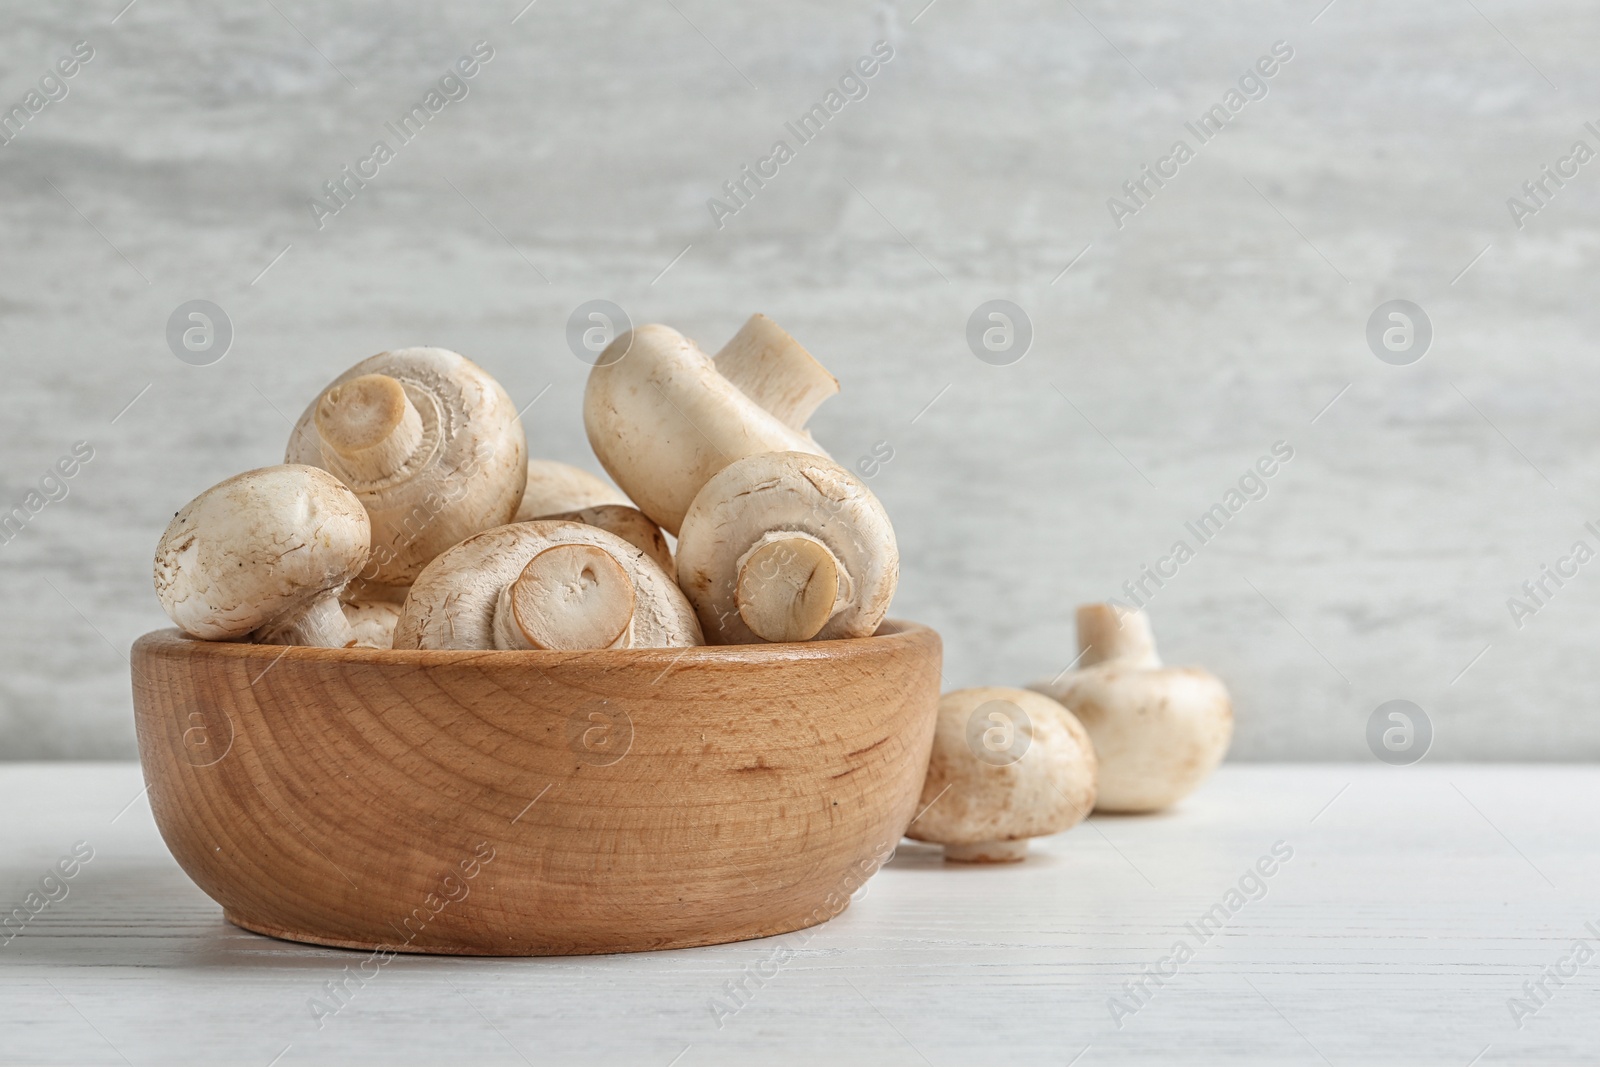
left=393, top=520, right=702, bottom=651
left=906, top=687, right=1097, bottom=862
left=153, top=465, right=370, bottom=648
left=583, top=316, right=836, bottom=537
left=286, top=348, right=528, bottom=603
left=674, top=451, right=897, bottom=644
left=1030, top=603, right=1232, bottom=813
left=513, top=459, right=628, bottom=521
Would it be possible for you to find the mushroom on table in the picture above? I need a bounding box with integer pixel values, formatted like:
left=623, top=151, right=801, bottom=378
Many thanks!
left=393, top=520, right=702, bottom=651
left=286, top=348, right=528, bottom=603
left=583, top=316, right=836, bottom=537
left=906, top=686, right=1097, bottom=862
left=674, top=451, right=898, bottom=644
left=153, top=465, right=370, bottom=648
left=1030, top=603, right=1232, bottom=813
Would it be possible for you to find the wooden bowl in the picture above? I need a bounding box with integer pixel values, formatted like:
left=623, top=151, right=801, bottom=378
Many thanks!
left=130, top=622, right=941, bottom=956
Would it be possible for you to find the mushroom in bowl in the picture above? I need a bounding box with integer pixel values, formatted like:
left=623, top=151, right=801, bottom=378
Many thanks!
left=153, top=465, right=370, bottom=648
left=675, top=451, right=897, bottom=645
left=393, top=520, right=701, bottom=651
left=583, top=316, right=836, bottom=537
left=286, top=348, right=528, bottom=603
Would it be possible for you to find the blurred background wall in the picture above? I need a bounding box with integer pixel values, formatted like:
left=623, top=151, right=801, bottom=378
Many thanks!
left=1, top=0, right=1594, bottom=759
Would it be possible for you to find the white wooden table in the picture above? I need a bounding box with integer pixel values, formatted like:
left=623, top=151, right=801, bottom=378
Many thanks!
left=1, top=762, right=1594, bottom=1065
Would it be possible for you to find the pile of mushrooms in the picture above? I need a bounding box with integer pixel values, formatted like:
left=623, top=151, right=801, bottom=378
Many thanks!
left=152, top=315, right=901, bottom=655
left=149, top=321, right=1234, bottom=868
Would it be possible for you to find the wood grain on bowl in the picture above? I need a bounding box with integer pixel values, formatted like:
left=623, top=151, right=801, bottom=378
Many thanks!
left=130, top=622, right=941, bottom=956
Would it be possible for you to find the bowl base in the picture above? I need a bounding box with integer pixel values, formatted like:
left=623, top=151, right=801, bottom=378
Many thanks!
left=223, top=904, right=846, bottom=957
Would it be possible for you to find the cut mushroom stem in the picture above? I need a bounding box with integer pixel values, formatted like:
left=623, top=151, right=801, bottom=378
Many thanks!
left=314, top=373, right=424, bottom=482
left=714, top=314, right=840, bottom=431
left=1075, top=603, right=1161, bottom=669
left=491, top=543, right=636, bottom=651
left=735, top=533, right=848, bottom=643
left=255, top=594, right=355, bottom=648
left=943, top=840, right=1030, bottom=864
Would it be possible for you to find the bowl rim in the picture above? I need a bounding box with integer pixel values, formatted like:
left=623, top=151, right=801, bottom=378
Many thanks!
left=132, top=618, right=936, bottom=668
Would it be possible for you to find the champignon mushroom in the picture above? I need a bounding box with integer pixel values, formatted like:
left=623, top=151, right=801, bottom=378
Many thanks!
left=538, top=505, right=673, bottom=575
left=583, top=318, right=834, bottom=536
left=674, top=451, right=897, bottom=644
left=285, top=348, right=528, bottom=602
left=393, top=520, right=702, bottom=651
left=905, top=687, right=1097, bottom=863
left=1029, top=603, right=1232, bottom=813
left=153, top=465, right=370, bottom=648
left=513, top=459, right=628, bottom=522
left=344, top=600, right=401, bottom=649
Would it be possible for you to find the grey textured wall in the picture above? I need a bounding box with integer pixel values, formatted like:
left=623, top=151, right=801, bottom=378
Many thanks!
left=1, top=0, right=1594, bottom=760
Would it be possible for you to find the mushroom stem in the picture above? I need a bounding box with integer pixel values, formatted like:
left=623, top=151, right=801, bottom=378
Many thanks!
left=254, top=594, right=357, bottom=648
left=314, top=373, right=424, bottom=483
left=735, top=533, right=848, bottom=643
left=944, top=840, right=1030, bottom=864
left=1075, top=603, right=1161, bottom=669
left=714, top=314, right=839, bottom=431
left=491, top=544, right=636, bottom=651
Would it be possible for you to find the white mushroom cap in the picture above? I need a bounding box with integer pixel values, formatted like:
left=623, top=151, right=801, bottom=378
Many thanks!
left=583, top=322, right=831, bottom=537
left=538, top=504, right=673, bottom=575
left=514, top=459, right=628, bottom=522
left=153, top=465, right=370, bottom=647
left=675, top=452, right=897, bottom=644
left=906, top=687, right=1097, bottom=863
left=1030, top=604, right=1232, bottom=814
left=286, top=348, right=528, bottom=599
left=393, top=520, right=702, bottom=651
left=344, top=600, right=401, bottom=649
